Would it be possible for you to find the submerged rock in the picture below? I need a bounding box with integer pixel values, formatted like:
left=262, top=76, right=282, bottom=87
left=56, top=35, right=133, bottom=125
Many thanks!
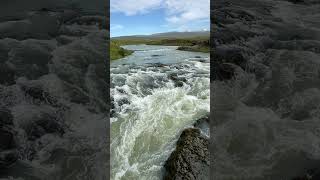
left=151, top=54, right=162, bottom=57
left=164, top=128, right=209, bottom=180
left=194, top=116, right=210, bottom=137
left=168, top=73, right=187, bottom=87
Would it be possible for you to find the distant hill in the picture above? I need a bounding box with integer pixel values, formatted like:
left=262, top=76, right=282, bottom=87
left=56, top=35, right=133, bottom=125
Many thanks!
left=111, top=31, right=210, bottom=53
left=113, top=31, right=210, bottom=40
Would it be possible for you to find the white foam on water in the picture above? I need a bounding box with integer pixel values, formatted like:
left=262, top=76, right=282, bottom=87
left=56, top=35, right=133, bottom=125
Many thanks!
left=110, top=46, right=210, bottom=180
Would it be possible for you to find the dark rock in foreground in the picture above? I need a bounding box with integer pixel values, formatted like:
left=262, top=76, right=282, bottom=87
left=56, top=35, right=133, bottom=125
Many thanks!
left=164, top=128, right=209, bottom=180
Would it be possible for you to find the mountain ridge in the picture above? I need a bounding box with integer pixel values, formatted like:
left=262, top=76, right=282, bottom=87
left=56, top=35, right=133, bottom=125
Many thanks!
left=112, top=31, right=210, bottom=39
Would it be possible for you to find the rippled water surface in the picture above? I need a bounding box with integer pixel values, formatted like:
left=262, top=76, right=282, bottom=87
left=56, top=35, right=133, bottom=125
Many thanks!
left=110, top=45, right=210, bottom=180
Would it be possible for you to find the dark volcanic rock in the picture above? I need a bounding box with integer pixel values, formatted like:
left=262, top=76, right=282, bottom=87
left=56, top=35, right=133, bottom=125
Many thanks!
left=168, top=73, right=187, bottom=87
left=151, top=54, right=162, bottom=57
left=164, top=128, right=209, bottom=180
left=154, top=63, right=166, bottom=67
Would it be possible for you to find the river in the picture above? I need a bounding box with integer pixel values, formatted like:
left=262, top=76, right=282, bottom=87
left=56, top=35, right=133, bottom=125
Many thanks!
left=110, top=45, right=210, bottom=180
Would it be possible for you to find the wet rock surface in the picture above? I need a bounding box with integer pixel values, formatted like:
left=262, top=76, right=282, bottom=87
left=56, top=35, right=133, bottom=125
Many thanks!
left=164, top=116, right=210, bottom=180
left=164, top=128, right=209, bottom=180
left=0, top=1, right=108, bottom=179
left=212, top=0, right=320, bottom=179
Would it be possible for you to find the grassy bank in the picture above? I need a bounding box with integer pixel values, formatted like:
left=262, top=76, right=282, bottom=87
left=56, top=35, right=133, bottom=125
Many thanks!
left=112, top=36, right=210, bottom=53
left=110, top=41, right=133, bottom=60
left=177, top=45, right=210, bottom=53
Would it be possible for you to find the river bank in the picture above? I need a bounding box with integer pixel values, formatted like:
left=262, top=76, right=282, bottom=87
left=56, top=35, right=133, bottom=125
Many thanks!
left=110, top=34, right=210, bottom=60
left=177, top=45, right=210, bottom=53
left=110, top=41, right=133, bottom=60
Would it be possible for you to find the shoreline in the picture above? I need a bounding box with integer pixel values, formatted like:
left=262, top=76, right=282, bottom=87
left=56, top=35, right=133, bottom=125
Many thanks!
left=110, top=41, right=134, bottom=60
left=177, top=45, right=210, bottom=53
left=111, top=43, right=210, bottom=62
left=110, top=37, right=210, bottom=60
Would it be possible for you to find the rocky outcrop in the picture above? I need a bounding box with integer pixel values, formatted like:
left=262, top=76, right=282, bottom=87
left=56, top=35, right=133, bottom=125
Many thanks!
left=0, top=2, right=108, bottom=179
left=212, top=0, right=320, bottom=179
left=164, top=128, right=209, bottom=180
left=168, top=73, right=188, bottom=87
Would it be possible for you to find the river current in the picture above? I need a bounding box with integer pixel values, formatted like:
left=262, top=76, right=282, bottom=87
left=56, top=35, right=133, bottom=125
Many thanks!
left=110, top=45, right=210, bottom=180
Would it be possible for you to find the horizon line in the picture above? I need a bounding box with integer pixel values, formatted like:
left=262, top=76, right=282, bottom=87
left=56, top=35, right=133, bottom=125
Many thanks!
left=111, top=30, right=210, bottom=38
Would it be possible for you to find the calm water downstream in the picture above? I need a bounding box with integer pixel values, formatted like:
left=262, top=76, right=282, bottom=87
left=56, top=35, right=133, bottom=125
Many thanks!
left=110, top=45, right=210, bottom=180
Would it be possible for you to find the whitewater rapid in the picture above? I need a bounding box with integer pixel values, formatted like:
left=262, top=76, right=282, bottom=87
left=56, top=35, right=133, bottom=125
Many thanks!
left=110, top=45, right=210, bottom=180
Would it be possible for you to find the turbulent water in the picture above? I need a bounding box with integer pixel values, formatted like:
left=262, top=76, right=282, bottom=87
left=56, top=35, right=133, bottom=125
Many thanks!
left=110, top=45, right=210, bottom=180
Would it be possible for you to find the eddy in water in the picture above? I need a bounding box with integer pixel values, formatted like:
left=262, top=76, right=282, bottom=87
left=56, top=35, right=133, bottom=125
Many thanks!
left=111, top=45, right=210, bottom=180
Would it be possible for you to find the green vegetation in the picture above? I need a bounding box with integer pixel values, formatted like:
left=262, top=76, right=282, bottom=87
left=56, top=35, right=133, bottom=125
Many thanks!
left=151, top=38, right=210, bottom=53
left=110, top=40, right=133, bottom=60
left=110, top=33, right=210, bottom=60
left=177, top=45, right=210, bottom=53
left=112, top=37, right=210, bottom=54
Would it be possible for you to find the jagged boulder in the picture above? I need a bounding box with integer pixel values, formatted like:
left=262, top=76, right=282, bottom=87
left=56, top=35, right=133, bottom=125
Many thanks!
left=164, top=128, right=209, bottom=180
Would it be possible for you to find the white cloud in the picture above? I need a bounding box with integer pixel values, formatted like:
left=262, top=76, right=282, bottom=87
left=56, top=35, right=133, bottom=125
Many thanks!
left=110, top=0, right=209, bottom=31
left=165, top=0, right=209, bottom=25
left=111, top=0, right=163, bottom=16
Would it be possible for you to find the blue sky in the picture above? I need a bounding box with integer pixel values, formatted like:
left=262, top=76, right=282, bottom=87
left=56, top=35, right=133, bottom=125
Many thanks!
left=110, top=0, right=210, bottom=37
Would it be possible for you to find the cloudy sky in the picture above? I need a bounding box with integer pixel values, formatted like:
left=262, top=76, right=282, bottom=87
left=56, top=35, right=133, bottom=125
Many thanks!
left=110, top=0, right=210, bottom=37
